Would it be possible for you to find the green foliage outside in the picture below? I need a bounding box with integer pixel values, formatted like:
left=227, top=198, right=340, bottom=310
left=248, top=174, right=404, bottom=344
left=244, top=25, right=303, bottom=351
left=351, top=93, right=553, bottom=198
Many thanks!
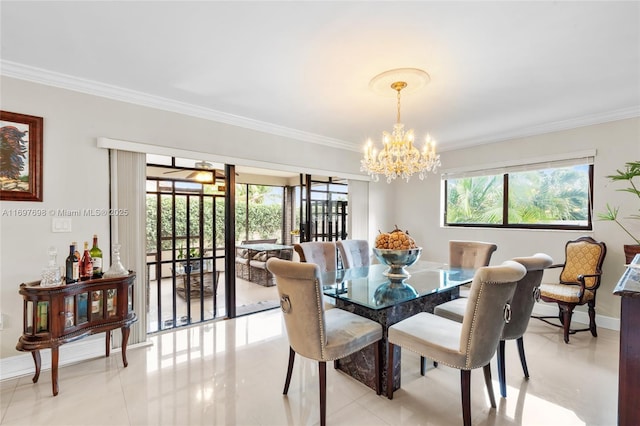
left=446, top=175, right=503, bottom=224
left=146, top=195, right=225, bottom=254
left=146, top=184, right=284, bottom=256
left=236, top=183, right=284, bottom=242
left=447, top=166, right=589, bottom=225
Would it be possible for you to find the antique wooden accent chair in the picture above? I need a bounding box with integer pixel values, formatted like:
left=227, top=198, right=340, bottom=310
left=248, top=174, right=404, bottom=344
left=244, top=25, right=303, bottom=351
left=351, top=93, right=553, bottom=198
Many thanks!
left=536, top=236, right=607, bottom=343
left=387, top=261, right=526, bottom=426
left=336, top=239, right=371, bottom=269
left=266, top=258, right=383, bottom=426
left=434, top=253, right=553, bottom=397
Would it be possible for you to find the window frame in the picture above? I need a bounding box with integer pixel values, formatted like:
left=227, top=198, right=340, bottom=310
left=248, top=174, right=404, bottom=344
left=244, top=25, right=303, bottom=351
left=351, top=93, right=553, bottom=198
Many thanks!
left=443, top=160, right=594, bottom=231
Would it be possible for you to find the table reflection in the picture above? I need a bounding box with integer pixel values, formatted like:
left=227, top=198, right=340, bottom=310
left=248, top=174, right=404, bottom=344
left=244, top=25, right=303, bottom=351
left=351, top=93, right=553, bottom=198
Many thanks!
left=321, top=261, right=475, bottom=310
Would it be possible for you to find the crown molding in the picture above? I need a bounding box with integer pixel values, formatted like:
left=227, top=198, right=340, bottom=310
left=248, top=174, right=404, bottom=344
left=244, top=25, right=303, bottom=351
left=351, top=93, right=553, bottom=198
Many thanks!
left=0, top=60, right=358, bottom=151
left=3, top=60, right=638, bottom=154
left=441, top=105, right=640, bottom=152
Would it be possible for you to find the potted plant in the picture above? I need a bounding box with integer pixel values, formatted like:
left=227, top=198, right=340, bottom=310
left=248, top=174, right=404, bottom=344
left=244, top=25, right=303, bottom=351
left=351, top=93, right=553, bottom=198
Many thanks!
left=177, top=245, right=201, bottom=273
left=598, top=161, right=640, bottom=263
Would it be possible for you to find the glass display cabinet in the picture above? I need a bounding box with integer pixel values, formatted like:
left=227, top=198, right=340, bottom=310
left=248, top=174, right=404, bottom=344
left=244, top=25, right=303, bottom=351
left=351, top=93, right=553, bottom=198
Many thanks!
left=16, top=272, right=136, bottom=396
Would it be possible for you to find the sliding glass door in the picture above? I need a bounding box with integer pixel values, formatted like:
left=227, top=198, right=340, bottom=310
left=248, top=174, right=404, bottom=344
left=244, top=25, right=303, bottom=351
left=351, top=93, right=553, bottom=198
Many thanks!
left=146, top=176, right=225, bottom=332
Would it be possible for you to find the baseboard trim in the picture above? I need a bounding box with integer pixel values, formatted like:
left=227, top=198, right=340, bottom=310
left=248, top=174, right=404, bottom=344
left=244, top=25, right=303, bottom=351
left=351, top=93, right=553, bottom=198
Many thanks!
left=531, top=303, right=620, bottom=331
left=0, top=337, right=152, bottom=382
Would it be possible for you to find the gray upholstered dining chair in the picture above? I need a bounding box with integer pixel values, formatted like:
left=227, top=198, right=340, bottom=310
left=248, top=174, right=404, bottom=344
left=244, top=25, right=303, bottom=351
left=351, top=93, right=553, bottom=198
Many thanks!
left=450, top=240, right=498, bottom=297
left=434, top=253, right=553, bottom=397
left=450, top=240, right=498, bottom=269
left=387, top=261, right=526, bottom=426
left=293, top=241, right=338, bottom=271
left=336, top=239, right=371, bottom=269
left=294, top=241, right=339, bottom=309
left=266, top=258, right=383, bottom=426
left=419, top=239, right=499, bottom=374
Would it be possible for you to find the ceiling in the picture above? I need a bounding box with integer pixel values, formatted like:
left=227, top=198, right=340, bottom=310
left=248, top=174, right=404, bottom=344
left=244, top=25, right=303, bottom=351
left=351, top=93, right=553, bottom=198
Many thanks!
left=1, top=1, right=639, bottom=153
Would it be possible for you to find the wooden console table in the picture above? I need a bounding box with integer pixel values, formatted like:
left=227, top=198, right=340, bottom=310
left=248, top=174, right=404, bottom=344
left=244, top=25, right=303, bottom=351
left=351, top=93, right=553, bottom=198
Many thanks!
left=613, top=256, right=640, bottom=425
left=16, top=272, right=137, bottom=396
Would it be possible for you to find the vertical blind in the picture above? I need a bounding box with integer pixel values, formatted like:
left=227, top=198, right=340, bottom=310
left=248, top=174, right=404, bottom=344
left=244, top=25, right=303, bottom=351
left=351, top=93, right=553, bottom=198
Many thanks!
left=109, top=149, right=147, bottom=347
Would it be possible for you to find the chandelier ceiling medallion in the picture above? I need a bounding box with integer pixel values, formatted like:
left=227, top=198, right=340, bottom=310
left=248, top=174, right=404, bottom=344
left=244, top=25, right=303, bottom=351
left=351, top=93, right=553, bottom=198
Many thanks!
left=360, top=68, right=441, bottom=183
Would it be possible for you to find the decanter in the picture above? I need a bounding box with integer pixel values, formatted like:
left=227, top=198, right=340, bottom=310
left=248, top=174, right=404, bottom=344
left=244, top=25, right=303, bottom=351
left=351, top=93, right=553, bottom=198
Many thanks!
left=41, top=246, right=62, bottom=287
left=104, top=244, right=128, bottom=277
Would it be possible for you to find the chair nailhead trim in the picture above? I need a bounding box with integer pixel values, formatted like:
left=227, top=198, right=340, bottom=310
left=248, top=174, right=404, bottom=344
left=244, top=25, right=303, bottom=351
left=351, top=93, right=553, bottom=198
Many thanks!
left=465, top=282, right=484, bottom=369
left=315, top=278, right=328, bottom=360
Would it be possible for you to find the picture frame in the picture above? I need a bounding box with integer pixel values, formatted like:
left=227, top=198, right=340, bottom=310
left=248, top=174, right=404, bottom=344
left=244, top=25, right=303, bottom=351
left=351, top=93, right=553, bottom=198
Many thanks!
left=1, top=110, right=43, bottom=201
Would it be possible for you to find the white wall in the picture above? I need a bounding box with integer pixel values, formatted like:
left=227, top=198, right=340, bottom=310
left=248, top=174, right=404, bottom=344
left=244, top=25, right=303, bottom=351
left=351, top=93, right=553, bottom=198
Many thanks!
left=1, top=75, right=638, bottom=363
left=0, top=77, right=364, bottom=359
left=382, top=117, right=640, bottom=320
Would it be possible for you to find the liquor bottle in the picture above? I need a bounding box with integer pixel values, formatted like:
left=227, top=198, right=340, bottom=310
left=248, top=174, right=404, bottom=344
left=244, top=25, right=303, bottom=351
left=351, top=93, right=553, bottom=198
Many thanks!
left=91, top=291, right=102, bottom=319
left=79, top=241, right=93, bottom=281
left=65, top=243, right=79, bottom=284
left=106, top=288, right=117, bottom=317
left=90, top=234, right=103, bottom=278
left=73, top=241, right=81, bottom=263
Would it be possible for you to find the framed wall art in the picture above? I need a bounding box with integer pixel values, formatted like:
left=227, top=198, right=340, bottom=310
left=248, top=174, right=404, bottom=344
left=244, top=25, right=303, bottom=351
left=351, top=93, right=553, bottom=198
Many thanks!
left=1, top=111, right=43, bottom=201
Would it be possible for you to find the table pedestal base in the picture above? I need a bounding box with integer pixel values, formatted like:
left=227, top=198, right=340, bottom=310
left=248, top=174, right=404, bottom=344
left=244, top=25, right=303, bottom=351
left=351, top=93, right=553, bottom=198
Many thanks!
left=334, top=288, right=459, bottom=394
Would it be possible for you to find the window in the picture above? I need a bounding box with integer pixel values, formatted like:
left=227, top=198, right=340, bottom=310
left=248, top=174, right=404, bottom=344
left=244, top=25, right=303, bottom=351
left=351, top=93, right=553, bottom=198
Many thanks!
left=444, top=155, right=594, bottom=230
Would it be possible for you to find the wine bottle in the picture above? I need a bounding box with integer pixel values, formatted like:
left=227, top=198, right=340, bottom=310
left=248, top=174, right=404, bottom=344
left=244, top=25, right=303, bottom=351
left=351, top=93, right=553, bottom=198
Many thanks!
left=90, top=234, right=103, bottom=278
left=79, top=241, right=93, bottom=281
left=73, top=241, right=81, bottom=263
left=65, top=244, right=79, bottom=284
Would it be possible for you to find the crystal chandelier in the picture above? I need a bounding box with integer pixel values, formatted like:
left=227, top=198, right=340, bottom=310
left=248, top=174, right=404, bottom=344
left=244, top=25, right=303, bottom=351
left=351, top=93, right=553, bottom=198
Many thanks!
left=361, top=69, right=441, bottom=183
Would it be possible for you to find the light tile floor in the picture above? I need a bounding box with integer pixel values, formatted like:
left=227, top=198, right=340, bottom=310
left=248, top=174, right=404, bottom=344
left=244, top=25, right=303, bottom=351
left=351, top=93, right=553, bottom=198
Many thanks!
left=148, top=272, right=280, bottom=331
left=0, top=310, right=619, bottom=426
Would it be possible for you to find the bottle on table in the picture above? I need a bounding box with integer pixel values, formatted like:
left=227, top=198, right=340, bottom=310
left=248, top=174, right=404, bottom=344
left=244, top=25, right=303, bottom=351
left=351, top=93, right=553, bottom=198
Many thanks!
left=79, top=241, right=93, bottom=281
left=65, top=243, right=79, bottom=284
left=90, top=234, right=103, bottom=278
left=73, top=241, right=81, bottom=263
left=41, top=246, right=62, bottom=287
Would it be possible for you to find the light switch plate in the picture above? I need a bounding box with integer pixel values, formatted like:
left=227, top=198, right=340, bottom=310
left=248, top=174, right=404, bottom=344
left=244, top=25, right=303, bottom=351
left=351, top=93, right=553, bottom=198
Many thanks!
left=52, top=217, right=72, bottom=233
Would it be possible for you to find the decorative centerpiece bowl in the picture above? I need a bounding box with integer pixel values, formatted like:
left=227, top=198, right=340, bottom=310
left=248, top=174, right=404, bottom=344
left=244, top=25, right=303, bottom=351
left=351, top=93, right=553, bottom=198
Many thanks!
left=371, top=247, right=422, bottom=306
left=372, top=247, right=422, bottom=279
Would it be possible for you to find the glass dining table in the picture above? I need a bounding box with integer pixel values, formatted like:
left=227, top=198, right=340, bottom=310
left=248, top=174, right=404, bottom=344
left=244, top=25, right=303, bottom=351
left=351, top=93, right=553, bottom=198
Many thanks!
left=320, top=261, right=476, bottom=394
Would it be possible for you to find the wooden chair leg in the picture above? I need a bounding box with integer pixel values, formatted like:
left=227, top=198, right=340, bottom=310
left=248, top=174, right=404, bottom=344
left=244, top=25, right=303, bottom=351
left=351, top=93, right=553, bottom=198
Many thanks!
left=420, top=355, right=437, bottom=375
left=375, top=340, right=381, bottom=395
left=387, top=342, right=395, bottom=400
left=283, top=347, right=295, bottom=395
left=497, top=340, right=507, bottom=398
left=562, top=306, right=573, bottom=344
left=483, top=364, right=497, bottom=408
left=588, top=300, right=598, bottom=337
left=517, top=336, right=530, bottom=378
left=558, top=306, right=565, bottom=324
left=461, top=369, right=472, bottom=426
left=319, top=361, right=326, bottom=426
